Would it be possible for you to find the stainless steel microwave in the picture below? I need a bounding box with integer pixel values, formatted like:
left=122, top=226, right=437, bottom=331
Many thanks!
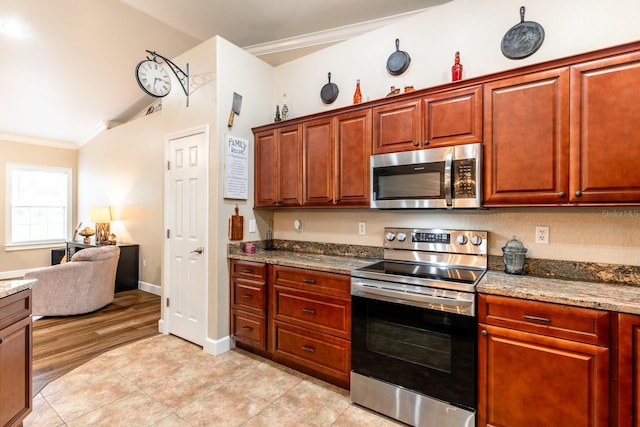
left=370, top=142, right=482, bottom=209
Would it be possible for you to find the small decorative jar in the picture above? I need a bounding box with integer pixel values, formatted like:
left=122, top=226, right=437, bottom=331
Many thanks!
left=502, top=236, right=527, bottom=275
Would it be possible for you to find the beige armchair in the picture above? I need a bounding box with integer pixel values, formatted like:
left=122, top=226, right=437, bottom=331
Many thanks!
left=25, top=245, right=120, bottom=316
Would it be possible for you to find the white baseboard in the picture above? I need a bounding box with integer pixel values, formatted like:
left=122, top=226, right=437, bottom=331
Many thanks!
left=204, top=335, right=232, bottom=356
left=158, top=318, right=167, bottom=334
left=138, top=281, right=161, bottom=295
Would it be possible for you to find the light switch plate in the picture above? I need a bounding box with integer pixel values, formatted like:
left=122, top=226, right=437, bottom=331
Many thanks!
left=248, top=219, right=257, bottom=233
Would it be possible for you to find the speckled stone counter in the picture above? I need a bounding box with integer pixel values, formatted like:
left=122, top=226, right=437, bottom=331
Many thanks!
left=227, top=245, right=377, bottom=275
left=0, top=279, right=36, bottom=299
left=229, top=240, right=640, bottom=316
left=478, top=271, right=640, bottom=315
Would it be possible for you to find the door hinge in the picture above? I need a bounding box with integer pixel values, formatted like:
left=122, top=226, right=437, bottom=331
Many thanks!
left=167, top=161, right=171, bottom=170
left=166, top=297, right=170, bottom=308
left=166, top=229, right=170, bottom=239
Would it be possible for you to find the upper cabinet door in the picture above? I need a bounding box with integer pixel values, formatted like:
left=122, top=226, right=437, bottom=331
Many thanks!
left=422, top=85, right=483, bottom=148
left=483, top=68, right=570, bottom=206
left=254, top=129, right=278, bottom=207
left=334, top=109, right=372, bottom=207
left=278, top=124, right=303, bottom=207
left=372, top=99, right=422, bottom=154
left=570, top=51, right=640, bottom=204
left=303, top=117, right=334, bottom=206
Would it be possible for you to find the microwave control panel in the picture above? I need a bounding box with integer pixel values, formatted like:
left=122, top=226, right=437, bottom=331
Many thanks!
left=453, top=159, right=476, bottom=199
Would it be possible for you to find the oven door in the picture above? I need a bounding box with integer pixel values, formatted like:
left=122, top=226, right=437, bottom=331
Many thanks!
left=351, top=289, right=476, bottom=411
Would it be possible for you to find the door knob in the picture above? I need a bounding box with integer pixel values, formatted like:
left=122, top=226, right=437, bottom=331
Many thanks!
left=190, top=247, right=204, bottom=254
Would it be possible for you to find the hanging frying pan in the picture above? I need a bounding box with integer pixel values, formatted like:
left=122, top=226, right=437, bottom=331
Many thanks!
left=320, top=72, right=339, bottom=104
left=386, top=38, right=411, bottom=75
left=501, top=6, right=545, bottom=60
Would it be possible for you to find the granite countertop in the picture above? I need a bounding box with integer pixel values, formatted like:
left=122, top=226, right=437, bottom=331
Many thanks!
left=0, top=279, right=36, bottom=299
left=479, top=270, right=640, bottom=315
left=228, top=241, right=640, bottom=316
left=228, top=248, right=377, bottom=275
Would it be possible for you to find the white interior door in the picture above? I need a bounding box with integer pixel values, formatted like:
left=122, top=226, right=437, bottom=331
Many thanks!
left=166, top=128, right=208, bottom=346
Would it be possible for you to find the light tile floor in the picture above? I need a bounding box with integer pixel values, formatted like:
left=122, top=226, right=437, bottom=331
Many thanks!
left=24, top=334, right=404, bottom=426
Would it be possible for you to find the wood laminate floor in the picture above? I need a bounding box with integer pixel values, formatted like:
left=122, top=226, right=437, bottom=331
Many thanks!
left=32, top=289, right=161, bottom=396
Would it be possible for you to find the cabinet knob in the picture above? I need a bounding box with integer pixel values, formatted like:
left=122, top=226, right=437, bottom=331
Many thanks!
left=413, top=141, right=419, bottom=146
left=575, top=191, right=583, bottom=197
left=423, top=140, right=430, bottom=146
left=327, top=198, right=333, bottom=203
left=271, top=200, right=277, bottom=204
left=481, top=330, right=488, bottom=336
left=558, top=191, right=565, bottom=198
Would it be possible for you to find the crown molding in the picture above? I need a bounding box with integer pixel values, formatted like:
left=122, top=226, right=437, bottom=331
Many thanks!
left=0, top=132, right=77, bottom=150
left=243, top=9, right=429, bottom=56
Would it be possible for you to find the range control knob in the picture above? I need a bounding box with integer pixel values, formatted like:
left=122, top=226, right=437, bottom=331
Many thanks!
left=456, top=235, right=468, bottom=245
left=385, top=232, right=396, bottom=241
left=470, top=235, right=483, bottom=246
left=397, top=232, right=407, bottom=242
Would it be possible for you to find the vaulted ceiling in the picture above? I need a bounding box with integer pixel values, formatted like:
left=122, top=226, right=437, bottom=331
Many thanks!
left=0, top=0, right=448, bottom=146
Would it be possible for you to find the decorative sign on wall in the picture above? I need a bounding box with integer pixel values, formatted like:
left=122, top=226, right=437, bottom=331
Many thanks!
left=224, top=134, right=249, bottom=199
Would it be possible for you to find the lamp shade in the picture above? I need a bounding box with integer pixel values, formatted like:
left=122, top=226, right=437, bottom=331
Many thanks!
left=90, top=206, right=113, bottom=222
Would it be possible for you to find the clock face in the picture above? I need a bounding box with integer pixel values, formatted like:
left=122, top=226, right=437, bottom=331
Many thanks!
left=135, top=60, right=171, bottom=97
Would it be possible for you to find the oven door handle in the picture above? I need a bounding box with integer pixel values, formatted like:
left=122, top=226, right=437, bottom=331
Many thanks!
left=351, top=281, right=474, bottom=313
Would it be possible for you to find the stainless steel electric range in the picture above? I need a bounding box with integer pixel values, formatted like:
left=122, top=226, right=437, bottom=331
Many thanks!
left=350, top=227, right=488, bottom=427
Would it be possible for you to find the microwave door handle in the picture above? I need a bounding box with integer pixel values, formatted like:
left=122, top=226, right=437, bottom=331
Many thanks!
left=444, top=152, right=453, bottom=207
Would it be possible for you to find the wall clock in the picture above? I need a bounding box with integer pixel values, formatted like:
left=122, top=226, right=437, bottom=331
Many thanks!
left=135, top=59, right=171, bottom=98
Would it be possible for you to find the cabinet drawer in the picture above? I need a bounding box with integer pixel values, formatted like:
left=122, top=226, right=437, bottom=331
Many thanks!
left=273, top=286, right=350, bottom=339
left=231, top=260, right=267, bottom=282
left=231, top=278, right=265, bottom=314
left=478, top=294, right=609, bottom=346
left=231, top=310, right=266, bottom=351
left=269, top=265, right=350, bottom=298
left=0, top=290, right=31, bottom=331
left=273, top=321, right=350, bottom=385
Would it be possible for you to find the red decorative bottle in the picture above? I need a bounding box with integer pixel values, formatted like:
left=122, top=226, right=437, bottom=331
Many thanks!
left=452, top=51, right=463, bottom=82
left=353, top=79, right=362, bottom=104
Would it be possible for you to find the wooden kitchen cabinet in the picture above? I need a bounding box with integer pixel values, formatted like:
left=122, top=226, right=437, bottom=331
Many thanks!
left=372, top=98, right=422, bottom=154
left=477, top=294, right=610, bottom=427
left=254, top=124, right=302, bottom=207
left=230, top=260, right=268, bottom=353
left=615, top=313, right=640, bottom=427
left=303, top=109, right=371, bottom=207
left=422, top=84, right=483, bottom=148
left=569, top=51, right=640, bottom=204
left=269, top=265, right=351, bottom=388
left=0, top=289, right=32, bottom=427
left=483, top=68, right=570, bottom=205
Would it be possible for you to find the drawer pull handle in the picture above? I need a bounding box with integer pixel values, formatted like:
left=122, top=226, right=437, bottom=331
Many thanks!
left=241, top=269, right=253, bottom=273
left=241, top=326, right=254, bottom=331
left=301, top=345, right=315, bottom=353
left=302, top=308, right=316, bottom=315
left=302, top=279, right=316, bottom=284
left=524, top=315, right=551, bottom=323
left=240, top=294, right=253, bottom=299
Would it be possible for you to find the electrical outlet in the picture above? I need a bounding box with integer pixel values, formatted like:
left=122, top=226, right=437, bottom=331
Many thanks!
left=358, top=222, right=366, bottom=235
left=535, top=226, right=549, bottom=244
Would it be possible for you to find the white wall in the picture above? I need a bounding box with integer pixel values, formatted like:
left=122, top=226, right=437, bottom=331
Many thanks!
left=265, top=0, right=640, bottom=266
left=161, top=36, right=274, bottom=344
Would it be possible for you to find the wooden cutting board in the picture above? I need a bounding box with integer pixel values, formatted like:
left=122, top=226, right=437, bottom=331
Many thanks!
left=229, top=206, right=244, bottom=240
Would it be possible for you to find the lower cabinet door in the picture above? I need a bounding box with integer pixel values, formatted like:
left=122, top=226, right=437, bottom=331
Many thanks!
left=617, top=313, right=640, bottom=427
left=0, top=316, right=32, bottom=427
left=231, top=310, right=266, bottom=351
left=272, top=321, right=350, bottom=388
left=478, top=323, right=609, bottom=427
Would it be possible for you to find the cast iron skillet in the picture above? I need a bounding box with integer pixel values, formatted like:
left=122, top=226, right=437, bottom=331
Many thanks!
left=320, top=73, right=339, bottom=104
left=387, top=39, right=411, bottom=75
left=501, top=6, right=545, bottom=59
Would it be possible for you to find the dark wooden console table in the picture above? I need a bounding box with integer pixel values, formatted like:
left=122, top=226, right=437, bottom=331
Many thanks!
left=66, top=241, right=139, bottom=293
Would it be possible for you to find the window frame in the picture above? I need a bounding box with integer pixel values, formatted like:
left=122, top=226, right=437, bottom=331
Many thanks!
left=5, top=163, right=73, bottom=251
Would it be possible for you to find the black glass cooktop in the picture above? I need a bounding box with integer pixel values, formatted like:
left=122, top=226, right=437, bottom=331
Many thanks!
left=356, top=261, right=483, bottom=285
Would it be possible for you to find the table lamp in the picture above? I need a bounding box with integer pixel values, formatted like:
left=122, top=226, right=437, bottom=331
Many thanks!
left=91, top=206, right=113, bottom=245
